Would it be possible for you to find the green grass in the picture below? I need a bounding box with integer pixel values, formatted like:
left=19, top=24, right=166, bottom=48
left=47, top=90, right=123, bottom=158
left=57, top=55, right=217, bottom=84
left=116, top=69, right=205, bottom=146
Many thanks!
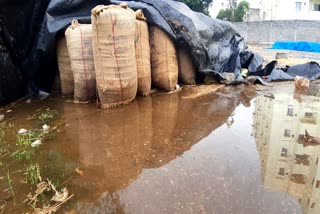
left=7, top=171, right=15, bottom=197
left=16, top=130, right=44, bottom=146
left=28, top=108, right=58, bottom=125
left=10, top=130, right=44, bottom=161
left=25, top=164, right=40, bottom=185
left=11, top=149, right=35, bottom=161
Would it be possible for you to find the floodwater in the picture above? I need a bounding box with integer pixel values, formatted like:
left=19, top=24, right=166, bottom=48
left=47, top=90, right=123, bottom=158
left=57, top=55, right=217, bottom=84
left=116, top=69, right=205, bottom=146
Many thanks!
left=1, top=83, right=320, bottom=213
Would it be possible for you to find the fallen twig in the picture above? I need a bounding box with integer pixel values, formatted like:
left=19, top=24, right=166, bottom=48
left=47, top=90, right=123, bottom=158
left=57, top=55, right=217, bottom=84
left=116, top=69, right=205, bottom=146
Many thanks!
left=0, top=97, right=27, bottom=113
left=32, top=194, right=74, bottom=214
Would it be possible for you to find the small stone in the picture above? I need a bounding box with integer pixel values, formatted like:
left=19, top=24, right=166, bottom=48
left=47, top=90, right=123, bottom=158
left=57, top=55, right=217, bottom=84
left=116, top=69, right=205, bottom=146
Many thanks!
left=0, top=114, right=4, bottom=122
left=264, top=93, right=275, bottom=99
left=42, top=124, right=50, bottom=132
left=31, top=140, right=42, bottom=147
left=18, top=128, right=28, bottom=134
left=275, top=52, right=288, bottom=59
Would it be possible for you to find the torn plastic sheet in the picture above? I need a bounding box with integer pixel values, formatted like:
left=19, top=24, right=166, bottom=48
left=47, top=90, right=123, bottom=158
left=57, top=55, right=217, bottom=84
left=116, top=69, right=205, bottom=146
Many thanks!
left=286, top=62, right=320, bottom=80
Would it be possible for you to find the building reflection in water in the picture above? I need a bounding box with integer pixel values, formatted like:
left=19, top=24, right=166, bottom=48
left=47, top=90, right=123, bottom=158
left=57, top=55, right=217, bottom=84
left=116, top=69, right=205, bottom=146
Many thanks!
left=253, top=93, right=320, bottom=214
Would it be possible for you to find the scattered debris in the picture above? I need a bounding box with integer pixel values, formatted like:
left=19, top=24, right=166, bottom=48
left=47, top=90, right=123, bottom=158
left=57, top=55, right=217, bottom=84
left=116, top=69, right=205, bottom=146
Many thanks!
left=275, top=52, right=288, bottom=59
left=222, top=73, right=235, bottom=85
left=18, top=128, right=28, bottom=134
left=51, top=188, right=69, bottom=203
left=304, top=130, right=320, bottom=146
left=246, top=76, right=257, bottom=85
left=31, top=140, right=42, bottom=148
left=42, top=124, right=50, bottom=132
left=264, top=93, right=275, bottom=99
left=75, top=167, right=84, bottom=176
left=26, top=181, right=51, bottom=206
left=295, top=76, right=310, bottom=90
left=32, top=194, right=74, bottom=214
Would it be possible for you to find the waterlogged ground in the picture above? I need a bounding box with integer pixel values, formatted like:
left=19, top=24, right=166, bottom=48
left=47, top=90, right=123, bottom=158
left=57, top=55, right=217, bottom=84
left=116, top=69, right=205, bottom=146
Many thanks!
left=1, top=83, right=320, bottom=213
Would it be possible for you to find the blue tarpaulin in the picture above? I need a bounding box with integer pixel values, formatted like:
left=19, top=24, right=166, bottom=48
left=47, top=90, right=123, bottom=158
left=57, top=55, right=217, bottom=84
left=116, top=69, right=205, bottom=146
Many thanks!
left=272, top=41, right=320, bottom=53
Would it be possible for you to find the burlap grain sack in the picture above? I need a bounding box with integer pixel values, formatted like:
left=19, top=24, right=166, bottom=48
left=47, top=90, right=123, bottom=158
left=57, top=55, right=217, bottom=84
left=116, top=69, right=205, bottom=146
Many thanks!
left=56, top=37, right=74, bottom=97
left=178, top=47, right=196, bottom=85
left=65, top=20, right=96, bottom=103
left=91, top=3, right=137, bottom=108
left=135, top=10, right=151, bottom=96
left=149, top=26, right=178, bottom=91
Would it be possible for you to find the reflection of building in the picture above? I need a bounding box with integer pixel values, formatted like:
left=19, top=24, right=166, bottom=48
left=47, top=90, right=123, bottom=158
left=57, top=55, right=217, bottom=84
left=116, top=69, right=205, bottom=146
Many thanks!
left=253, top=94, right=320, bottom=214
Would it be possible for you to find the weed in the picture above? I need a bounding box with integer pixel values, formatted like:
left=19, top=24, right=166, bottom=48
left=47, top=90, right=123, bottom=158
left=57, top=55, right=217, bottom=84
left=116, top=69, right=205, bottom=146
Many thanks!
left=28, top=108, right=58, bottom=125
left=0, top=122, right=6, bottom=140
left=11, top=149, right=35, bottom=160
left=16, top=130, right=44, bottom=147
left=6, top=171, right=14, bottom=197
left=25, top=163, right=40, bottom=185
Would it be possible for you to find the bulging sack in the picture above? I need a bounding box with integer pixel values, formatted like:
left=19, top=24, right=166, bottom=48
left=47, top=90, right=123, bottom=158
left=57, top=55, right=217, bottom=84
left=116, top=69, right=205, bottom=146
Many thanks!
left=135, top=10, right=151, bottom=96
left=178, top=47, right=196, bottom=85
left=65, top=20, right=96, bottom=103
left=56, top=37, right=74, bottom=97
left=149, top=26, right=178, bottom=91
left=91, top=3, right=137, bottom=108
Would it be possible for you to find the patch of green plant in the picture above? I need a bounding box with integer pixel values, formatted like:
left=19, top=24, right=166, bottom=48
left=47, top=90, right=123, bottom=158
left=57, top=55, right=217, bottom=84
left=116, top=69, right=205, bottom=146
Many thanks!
left=16, top=130, right=44, bottom=147
left=11, top=149, right=35, bottom=160
left=28, top=108, right=58, bottom=125
left=25, top=163, right=40, bottom=185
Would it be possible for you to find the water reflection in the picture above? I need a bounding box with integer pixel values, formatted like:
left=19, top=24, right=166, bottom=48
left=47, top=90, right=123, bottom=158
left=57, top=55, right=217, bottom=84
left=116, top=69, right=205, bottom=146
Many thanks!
left=59, top=85, right=257, bottom=212
left=1, top=84, right=263, bottom=213
left=254, top=93, right=320, bottom=214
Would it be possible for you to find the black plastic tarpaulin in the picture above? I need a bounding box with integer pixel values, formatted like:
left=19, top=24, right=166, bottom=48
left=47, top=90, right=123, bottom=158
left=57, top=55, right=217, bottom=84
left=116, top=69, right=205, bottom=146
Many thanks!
left=0, top=0, right=246, bottom=104
left=286, top=62, right=320, bottom=80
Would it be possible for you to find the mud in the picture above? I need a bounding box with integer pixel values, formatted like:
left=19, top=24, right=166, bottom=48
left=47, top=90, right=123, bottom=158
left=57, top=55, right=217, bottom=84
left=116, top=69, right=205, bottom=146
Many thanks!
left=0, top=83, right=319, bottom=213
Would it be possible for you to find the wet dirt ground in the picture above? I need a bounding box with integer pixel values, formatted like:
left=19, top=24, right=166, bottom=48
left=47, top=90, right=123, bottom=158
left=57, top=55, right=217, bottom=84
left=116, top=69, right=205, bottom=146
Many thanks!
left=1, top=82, right=320, bottom=213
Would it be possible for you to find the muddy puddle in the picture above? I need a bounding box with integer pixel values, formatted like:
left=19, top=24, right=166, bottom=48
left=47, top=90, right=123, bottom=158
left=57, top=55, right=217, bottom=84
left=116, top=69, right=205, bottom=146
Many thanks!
left=0, top=83, right=320, bottom=213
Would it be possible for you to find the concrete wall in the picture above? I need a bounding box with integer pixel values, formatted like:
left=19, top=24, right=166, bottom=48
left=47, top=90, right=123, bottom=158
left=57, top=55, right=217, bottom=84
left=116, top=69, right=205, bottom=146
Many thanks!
left=233, top=20, right=320, bottom=44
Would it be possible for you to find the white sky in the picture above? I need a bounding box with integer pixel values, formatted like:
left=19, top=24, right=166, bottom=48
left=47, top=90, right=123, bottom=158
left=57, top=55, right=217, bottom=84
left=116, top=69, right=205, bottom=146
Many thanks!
left=209, top=0, right=227, bottom=18
left=209, top=0, right=259, bottom=18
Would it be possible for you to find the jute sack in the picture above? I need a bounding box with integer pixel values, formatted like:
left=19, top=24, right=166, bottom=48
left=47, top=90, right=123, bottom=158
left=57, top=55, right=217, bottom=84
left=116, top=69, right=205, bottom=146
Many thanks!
left=56, top=37, right=74, bottom=97
left=65, top=20, right=96, bottom=103
left=178, top=47, right=196, bottom=85
left=135, top=10, right=151, bottom=96
left=91, top=3, right=137, bottom=108
left=149, top=26, right=178, bottom=91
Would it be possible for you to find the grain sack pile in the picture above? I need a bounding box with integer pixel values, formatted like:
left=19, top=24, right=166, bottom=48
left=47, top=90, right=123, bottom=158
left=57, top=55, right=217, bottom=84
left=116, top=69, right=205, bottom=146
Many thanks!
left=0, top=0, right=258, bottom=105
left=178, top=47, right=196, bottom=85
left=149, top=26, right=178, bottom=91
left=135, top=10, right=151, bottom=96
left=65, top=20, right=96, bottom=103
left=56, top=37, right=74, bottom=97
left=91, top=3, right=137, bottom=108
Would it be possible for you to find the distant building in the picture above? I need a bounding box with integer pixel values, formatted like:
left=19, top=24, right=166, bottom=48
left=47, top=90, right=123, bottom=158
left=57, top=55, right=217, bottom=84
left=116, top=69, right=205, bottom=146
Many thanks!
left=253, top=93, right=320, bottom=214
left=245, top=0, right=320, bottom=21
